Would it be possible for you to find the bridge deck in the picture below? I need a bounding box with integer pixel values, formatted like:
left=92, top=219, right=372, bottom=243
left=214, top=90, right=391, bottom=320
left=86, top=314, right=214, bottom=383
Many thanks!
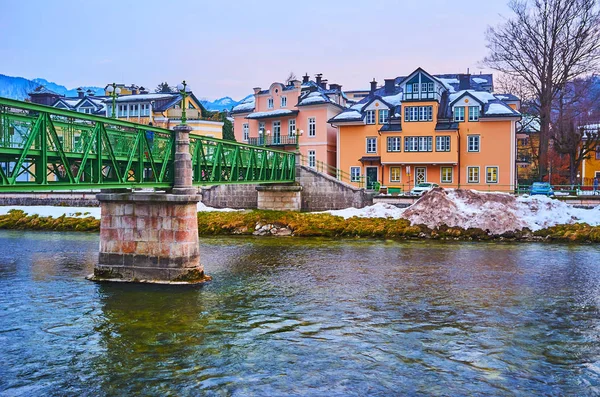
left=0, top=97, right=295, bottom=192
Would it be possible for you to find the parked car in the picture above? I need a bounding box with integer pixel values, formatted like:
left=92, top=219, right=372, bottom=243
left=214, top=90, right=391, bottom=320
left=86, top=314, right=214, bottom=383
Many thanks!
left=530, top=182, right=554, bottom=196
left=410, top=182, right=439, bottom=196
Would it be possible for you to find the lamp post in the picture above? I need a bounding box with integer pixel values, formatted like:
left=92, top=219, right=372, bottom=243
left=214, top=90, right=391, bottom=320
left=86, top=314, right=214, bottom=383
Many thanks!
left=266, top=129, right=271, bottom=147
left=176, top=81, right=188, bottom=125
left=106, top=83, right=121, bottom=118
left=293, top=129, right=303, bottom=152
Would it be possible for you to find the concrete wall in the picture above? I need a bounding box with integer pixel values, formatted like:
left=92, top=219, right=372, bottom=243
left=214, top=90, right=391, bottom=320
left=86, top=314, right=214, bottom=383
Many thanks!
left=296, top=165, right=372, bottom=211
left=0, top=193, right=98, bottom=207
left=199, top=184, right=258, bottom=209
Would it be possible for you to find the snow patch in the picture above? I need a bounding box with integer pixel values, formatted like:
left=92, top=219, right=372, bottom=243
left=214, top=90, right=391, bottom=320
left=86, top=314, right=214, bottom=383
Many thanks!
left=331, top=110, right=363, bottom=121
left=449, top=90, right=496, bottom=104
left=382, top=92, right=403, bottom=106
left=486, top=103, right=515, bottom=115
left=246, top=109, right=295, bottom=119
left=473, top=77, right=488, bottom=84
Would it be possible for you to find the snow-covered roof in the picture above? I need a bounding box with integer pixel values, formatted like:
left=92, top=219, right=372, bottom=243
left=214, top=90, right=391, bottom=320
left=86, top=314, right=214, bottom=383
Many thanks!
left=472, top=77, right=488, bottom=84
left=231, top=95, right=255, bottom=113
left=486, top=103, right=516, bottom=115
left=449, top=89, right=497, bottom=105
left=246, top=109, right=297, bottom=119
left=381, top=92, right=403, bottom=106
left=113, top=93, right=175, bottom=102
left=329, top=110, right=363, bottom=122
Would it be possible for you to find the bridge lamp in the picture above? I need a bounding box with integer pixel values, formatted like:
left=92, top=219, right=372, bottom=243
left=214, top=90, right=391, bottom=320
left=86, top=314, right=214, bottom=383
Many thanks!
left=177, top=81, right=188, bottom=125
left=107, top=83, right=121, bottom=118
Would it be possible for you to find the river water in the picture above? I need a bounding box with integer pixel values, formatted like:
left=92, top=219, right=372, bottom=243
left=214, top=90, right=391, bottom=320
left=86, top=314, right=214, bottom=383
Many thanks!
left=1, top=231, right=600, bottom=396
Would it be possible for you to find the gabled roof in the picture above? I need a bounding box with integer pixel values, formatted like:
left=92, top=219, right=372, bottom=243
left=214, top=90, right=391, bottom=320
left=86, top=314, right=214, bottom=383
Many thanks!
left=448, top=90, right=486, bottom=108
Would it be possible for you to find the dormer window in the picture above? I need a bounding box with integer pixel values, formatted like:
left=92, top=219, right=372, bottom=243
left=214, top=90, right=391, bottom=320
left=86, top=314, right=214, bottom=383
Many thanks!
left=454, top=107, right=465, bottom=122
left=281, top=96, right=287, bottom=107
left=268, top=98, right=274, bottom=109
left=366, top=110, right=376, bottom=124
left=468, top=106, right=479, bottom=121
left=379, top=109, right=389, bottom=124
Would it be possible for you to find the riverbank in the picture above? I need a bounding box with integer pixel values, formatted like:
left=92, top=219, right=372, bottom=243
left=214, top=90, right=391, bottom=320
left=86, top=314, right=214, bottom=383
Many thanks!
left=1, top=208, right=599, bottom=243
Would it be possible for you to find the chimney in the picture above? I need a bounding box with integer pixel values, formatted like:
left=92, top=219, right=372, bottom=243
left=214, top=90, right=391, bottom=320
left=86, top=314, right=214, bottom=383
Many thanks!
left=86, top=89, right=93, bottom=97
left=315, top=74, right=323, bottom=86
left=139, top=86, right=148, bottom=94
left=77, top=87, right=84, bottom=98
left=459, top=73, right=471, bottom=90
left=253, top=87, right=262, bottom=94
left=320, top=79, right=328, bottom=89
left=330, top=83, right=340, bottom=91
left=370, top=78, right=377, bottom=94
left=384, top=79, right=395, bottom=94
left=302, top=73, right=309, bottom=84
left=291, top=80, right=301, bottom=89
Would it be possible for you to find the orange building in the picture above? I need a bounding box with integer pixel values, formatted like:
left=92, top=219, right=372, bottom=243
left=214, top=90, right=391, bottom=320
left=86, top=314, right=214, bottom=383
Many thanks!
left=330, top=68, right=521, bottom=192
left=231, top=74, right=346, bottom=168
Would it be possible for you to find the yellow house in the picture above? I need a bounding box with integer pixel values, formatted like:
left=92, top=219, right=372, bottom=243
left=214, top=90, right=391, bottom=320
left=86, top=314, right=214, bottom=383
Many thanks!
left=581, top=124, right=600, bottom=186
left=104, top=84, right=144, bottom=96
left=330, top=68, right=521, bottom=192
left=107, top=90, right=223, bottom=139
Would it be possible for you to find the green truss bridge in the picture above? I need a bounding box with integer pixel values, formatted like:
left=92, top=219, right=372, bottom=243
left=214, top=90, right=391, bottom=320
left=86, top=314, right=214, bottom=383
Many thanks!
left=0, top=97, right=296, bottom=192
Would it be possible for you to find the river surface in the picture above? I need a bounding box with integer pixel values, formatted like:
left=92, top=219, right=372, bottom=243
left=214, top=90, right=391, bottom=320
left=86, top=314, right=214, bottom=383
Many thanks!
left=1, top=231, right=600, bottom=396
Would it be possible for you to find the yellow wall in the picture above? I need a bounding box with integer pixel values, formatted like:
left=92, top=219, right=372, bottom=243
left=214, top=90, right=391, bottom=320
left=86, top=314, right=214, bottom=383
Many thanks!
left=582, top=147, right=600, bottom=185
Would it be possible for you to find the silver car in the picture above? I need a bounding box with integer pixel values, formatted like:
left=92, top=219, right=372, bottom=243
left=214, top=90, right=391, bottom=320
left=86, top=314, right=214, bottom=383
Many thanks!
left=410, top=182, right=439, bottom=196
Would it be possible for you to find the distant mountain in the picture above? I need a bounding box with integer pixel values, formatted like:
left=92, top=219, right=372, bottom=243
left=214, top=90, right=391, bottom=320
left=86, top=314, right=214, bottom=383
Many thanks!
left=201, top=94, right=253, bottom=112
left=0, top=74, right=104, bottom=101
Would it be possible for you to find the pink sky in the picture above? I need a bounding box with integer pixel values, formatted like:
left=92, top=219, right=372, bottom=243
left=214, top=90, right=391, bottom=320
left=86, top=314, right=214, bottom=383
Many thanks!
left=0, top=0, right=512, bottom=100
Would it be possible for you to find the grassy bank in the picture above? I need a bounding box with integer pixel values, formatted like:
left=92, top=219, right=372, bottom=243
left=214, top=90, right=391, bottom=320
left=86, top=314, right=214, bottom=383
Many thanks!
left=0, top=209, right=599, bottom=243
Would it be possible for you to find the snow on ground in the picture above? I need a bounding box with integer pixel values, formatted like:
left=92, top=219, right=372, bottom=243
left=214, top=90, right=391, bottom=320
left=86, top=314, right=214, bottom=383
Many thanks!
left=0, top=202, right=239, bottom=220
left=0, top=206, right=102, bottom=219
left=326, top=188, right=600, bottom=234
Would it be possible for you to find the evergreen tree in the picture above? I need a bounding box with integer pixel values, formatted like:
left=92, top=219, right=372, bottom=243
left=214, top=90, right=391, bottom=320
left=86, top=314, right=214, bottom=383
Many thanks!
left=155, top=82, right=174, bottom=93
left=221, top=113, right=235, bottom=141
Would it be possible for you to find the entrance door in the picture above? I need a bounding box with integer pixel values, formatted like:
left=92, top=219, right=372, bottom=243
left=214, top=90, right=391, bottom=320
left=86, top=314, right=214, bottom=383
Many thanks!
left=415, top=167, right=426, bottom=184
left=366, top=166, right=378, bottom=189
left=273, top=121, right=281, bottom=144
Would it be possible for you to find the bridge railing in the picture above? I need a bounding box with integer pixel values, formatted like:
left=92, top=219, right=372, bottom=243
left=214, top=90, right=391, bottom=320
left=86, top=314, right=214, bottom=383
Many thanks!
left=0, top=97, right=295, bottom=191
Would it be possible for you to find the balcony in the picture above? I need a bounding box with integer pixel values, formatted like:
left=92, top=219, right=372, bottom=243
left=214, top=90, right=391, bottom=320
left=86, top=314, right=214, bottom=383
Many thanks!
left=166, top=108, right=201, bottom=120
left=248, top=135, right=297, bottom=147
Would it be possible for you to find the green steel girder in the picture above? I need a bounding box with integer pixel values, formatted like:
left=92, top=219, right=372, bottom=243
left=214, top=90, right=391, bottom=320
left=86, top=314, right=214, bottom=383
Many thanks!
left=0, top=97, right=296, bottom=192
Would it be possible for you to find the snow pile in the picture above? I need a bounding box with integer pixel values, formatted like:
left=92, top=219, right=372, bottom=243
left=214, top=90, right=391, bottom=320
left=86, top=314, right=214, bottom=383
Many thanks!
left=326, top=188, right=600, bottom=234
left=472, top=77, right=488, bottom=84
left=197, top=202, right=240, bottom=212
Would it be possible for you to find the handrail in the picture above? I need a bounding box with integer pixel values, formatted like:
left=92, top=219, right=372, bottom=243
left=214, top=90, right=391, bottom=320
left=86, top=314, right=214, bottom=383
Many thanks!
left=299, top=154, right=365, bottom=188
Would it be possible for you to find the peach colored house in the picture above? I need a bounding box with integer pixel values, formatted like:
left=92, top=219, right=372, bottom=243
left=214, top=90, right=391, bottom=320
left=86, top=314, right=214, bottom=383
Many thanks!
left=231, top=74, right=346, bottom=169
left=330, top=68, right=521, bottom=192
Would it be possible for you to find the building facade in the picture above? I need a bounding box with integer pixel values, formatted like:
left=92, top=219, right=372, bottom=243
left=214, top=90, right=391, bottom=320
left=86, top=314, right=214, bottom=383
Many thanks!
left=330, top=68, right=521, bottom=192
left=231, top=74, right=346, bottom=168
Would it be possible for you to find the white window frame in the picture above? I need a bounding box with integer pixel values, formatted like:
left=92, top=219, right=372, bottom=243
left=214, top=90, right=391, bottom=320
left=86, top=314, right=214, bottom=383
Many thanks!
left=436, top=136, right=450, bottom=152
left=288, top=119, right=296, bottom=136
left=273, top=120, right=281, bottom=143
left=308, top=117, right=316, bottom=137
left=281, top=96, right=287, bottom=108
left=258, top=121, right=266, bottom=133
left=379, top=109, right=389, bottom=124
left=415, top=167, right=427, bottom=184
left=242, top=123, right=249, bottom=141
left=454, top=107, right=465, bottom=122
left=467, top=135, right=480, bottom=152
left=404, top=136, right=432, bottom=152
left=468, top=106, right=479, bottom=122
left=387, top=136, right=401, bottom=152
left=486, top=166, right=499, bottom=183
left=405, top=106, right=432, bottom=122
left=366, top=110, right=376, bottom=124
left=366, top=137, right=377, bottom=153
left=390, top=167, right=402, bottom=182
left=440, top=166, right=453, bottom=183
left=350, top=166, right=361, bottom=182
left=308, top=150, right=316, bottom=168
left=267, top=98, right=274, bottom=109
left=467, top=166, right=480, bottom=183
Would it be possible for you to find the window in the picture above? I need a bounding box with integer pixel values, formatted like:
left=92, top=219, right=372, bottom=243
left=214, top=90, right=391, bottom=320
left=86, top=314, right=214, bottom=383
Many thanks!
left=288, top=119, right=296, bottom=136
left=404, top=106, right=433, bottom=122
left=428, top=82, right=434, bottom=92
left=421, top=83, right=428, bottom=93
left=141, top=104, right=150, bottom=116
left=486, top=166, right=498, bottom=183
left=468, top=106, right=479, bottom=122
left=406, top=84, right=413, bottom=94
left=390, top=167, right=401, bottom=182
left=467, top=135, right=480, bottom=152
left=454, top=107, right=465, bottom=122
left=308, top=150, right=316, bottom=168
left=467, top=166, right=480, bottom=183
left=350, top=167, right=361, bottom=182
left=379, top=109, right=389, bottom=124
left=366, top=110, right=376, bottom=124
left=130, top=104, right=139, bottom=116
left=241, top=123, right=248, bottom=141
left=366, top=137, right=377, bottom=153
left=308, top=117, right=316, bottom=137
left=258, top=122, right=265, bottom=133
left=404, top=136, right=432, bottom=152
left=436, top=136, right=451, bottom=152
left=281, top=96, right=287, bottom=107
left=273, top=121, right=281, bottom=143
left=267, top=98, right=274, bottom=109
left=441, top=167, right=453, bottom=183
left=413, top=83, right=419, bottom=93
left=387, top=137, right=401, bottom=152
left=118, top=105, right=127, bottom=117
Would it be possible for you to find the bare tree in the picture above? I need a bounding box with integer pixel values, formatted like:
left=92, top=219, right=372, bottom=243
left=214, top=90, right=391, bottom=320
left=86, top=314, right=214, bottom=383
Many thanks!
left=484, top=0, right=600, bottom=180
left=551, top=77, right=600, bottom=184
left=285, top=72, right=297, bottom=84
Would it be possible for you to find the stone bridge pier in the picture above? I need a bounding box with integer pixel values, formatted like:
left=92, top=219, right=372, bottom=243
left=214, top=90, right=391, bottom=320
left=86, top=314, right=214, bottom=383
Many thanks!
left=88, top=124, right=210, bottom=284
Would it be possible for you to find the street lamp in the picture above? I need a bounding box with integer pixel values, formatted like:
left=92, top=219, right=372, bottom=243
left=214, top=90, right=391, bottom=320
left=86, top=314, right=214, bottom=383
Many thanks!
left=106, top=83, right=121, bottom=118
left=176, top=81, right=188, bottom=125
left=266, top=129, right=271, bottom=146
left=292, top=129, right=304, bottom=151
